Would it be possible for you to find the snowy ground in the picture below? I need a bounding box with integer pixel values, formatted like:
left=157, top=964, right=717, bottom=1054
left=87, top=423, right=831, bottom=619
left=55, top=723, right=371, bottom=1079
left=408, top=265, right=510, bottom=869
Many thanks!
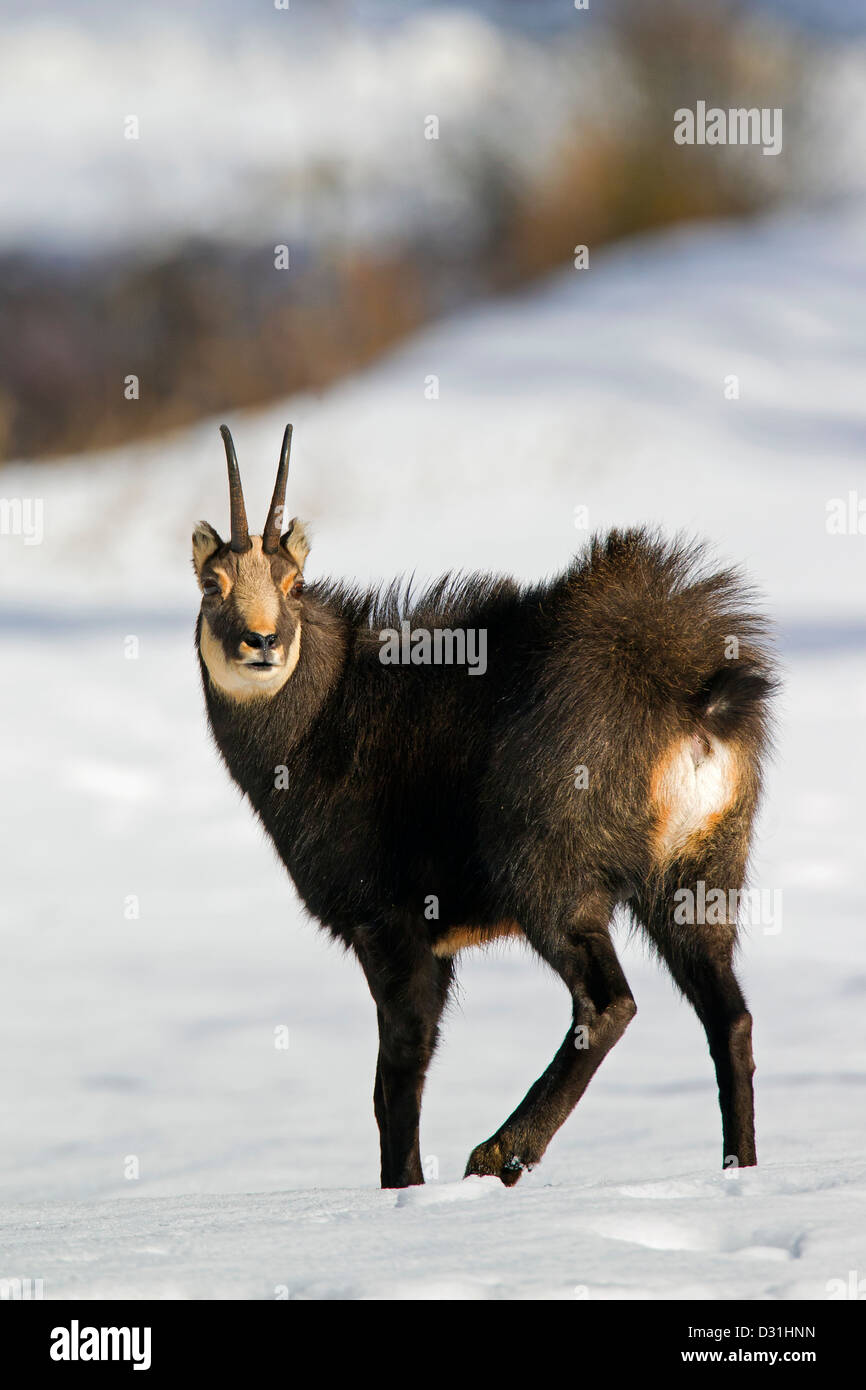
left=1, top=204, right=865, bottom=1299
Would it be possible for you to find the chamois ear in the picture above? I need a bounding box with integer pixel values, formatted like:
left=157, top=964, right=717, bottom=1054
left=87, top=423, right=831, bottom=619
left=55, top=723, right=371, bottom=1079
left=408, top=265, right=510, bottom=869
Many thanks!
left=280, top=519, right=310, bottom=574
left=192, top=521, right=222, bottom=581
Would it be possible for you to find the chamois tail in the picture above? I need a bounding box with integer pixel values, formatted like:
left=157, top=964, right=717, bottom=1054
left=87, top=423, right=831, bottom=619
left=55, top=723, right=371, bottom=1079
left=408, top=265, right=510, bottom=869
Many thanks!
left=570, top=528, right=776, bottom=750
left=688, top=663, right=776, bottom=743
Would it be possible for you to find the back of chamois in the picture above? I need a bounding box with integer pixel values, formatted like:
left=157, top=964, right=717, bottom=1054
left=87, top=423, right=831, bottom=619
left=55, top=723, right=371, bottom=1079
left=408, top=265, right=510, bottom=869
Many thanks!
left=194, top=425, right=776, bottom=1188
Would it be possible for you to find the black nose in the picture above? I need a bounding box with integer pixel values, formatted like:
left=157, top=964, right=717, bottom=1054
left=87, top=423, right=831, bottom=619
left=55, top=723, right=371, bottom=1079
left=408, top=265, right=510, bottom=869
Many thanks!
left=242, top=631, right=277, bottom=651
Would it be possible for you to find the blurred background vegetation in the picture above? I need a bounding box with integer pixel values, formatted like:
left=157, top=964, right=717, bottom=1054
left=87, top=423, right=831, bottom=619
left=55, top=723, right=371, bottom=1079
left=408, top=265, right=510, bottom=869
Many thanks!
left=0, top=0, right=860, bottom=462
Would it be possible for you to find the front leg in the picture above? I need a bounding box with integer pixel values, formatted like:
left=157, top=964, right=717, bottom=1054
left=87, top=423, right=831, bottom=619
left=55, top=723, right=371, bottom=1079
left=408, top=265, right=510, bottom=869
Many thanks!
left=373, top=1018, right=428, bottom=1188
left=357, top=928, right=453, bottom=1188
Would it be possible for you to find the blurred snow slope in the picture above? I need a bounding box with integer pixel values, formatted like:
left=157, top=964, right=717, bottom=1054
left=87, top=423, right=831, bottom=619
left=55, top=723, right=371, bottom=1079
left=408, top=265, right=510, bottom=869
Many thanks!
left=3, top=202, right=865, bottom=620
left=0, top=9, right=604, bottom=256
left=1, top=4, right=864, bottom=258
left=0, top=206, right=864, bottom=1299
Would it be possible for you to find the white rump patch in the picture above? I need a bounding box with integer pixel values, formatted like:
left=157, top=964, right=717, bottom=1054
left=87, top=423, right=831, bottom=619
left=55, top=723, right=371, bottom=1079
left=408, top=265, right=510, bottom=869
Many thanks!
left=652, top=735, right=740, bottom=860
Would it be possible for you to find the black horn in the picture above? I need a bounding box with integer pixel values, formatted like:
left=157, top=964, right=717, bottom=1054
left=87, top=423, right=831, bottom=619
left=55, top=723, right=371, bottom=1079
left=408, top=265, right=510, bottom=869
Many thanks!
left=220, top=424, right=251, bottom=553
left=262, top=424, right=293, bottom=554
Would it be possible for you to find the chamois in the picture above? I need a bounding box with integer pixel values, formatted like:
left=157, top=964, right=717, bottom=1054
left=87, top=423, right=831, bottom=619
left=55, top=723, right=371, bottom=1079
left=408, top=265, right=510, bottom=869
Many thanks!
left=193, top=424, right=775, bottom=1188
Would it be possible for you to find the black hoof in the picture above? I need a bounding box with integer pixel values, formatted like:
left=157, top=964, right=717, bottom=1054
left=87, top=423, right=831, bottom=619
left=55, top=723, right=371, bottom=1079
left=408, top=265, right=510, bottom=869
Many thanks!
left=465, top=1138, right=531, bottom=1187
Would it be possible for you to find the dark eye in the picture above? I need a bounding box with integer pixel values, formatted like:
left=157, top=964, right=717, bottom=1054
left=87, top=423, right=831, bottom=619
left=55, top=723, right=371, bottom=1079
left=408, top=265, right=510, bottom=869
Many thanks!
left=291, top=579, right=305, bottom=598
left=203, top=580, right=221, bottom=598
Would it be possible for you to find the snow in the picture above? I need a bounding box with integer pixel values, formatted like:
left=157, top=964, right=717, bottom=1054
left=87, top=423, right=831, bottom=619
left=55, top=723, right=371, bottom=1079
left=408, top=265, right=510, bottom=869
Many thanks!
left=1, top=204, right=865, bottom=1299
left=0, top=8, right=605, bottom=257
left=4, top=203, right=866, bottom=621
left=2, top=2, right=865, bottom=259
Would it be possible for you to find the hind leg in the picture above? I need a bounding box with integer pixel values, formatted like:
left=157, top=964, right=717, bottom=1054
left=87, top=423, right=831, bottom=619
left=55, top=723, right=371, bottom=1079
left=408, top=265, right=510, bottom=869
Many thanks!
left=678, top=936, right=756, bottom=1169
left=465, top=891, right=636, bottom=1185
left=635, top=876, right=756, bottom=1169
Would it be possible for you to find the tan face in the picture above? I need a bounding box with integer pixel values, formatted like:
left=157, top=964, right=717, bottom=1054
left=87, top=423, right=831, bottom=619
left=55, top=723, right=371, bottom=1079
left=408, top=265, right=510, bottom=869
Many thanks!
left=192, top=522, right=309, bottom=701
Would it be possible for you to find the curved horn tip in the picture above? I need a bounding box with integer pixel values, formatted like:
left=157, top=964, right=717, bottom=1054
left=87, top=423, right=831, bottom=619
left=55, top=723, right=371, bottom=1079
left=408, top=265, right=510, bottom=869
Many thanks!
left=262, top=424, right=294, bottom=552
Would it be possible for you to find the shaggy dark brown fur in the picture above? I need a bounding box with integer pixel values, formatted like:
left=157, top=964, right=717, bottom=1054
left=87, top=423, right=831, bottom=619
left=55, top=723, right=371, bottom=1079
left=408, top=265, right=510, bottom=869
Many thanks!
left=196, top=507, right=775, bottom=1188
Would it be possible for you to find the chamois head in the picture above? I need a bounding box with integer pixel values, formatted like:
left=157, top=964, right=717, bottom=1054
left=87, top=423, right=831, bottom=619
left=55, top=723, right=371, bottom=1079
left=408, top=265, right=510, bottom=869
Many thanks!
left=193, top=424, right=310, bottom=701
